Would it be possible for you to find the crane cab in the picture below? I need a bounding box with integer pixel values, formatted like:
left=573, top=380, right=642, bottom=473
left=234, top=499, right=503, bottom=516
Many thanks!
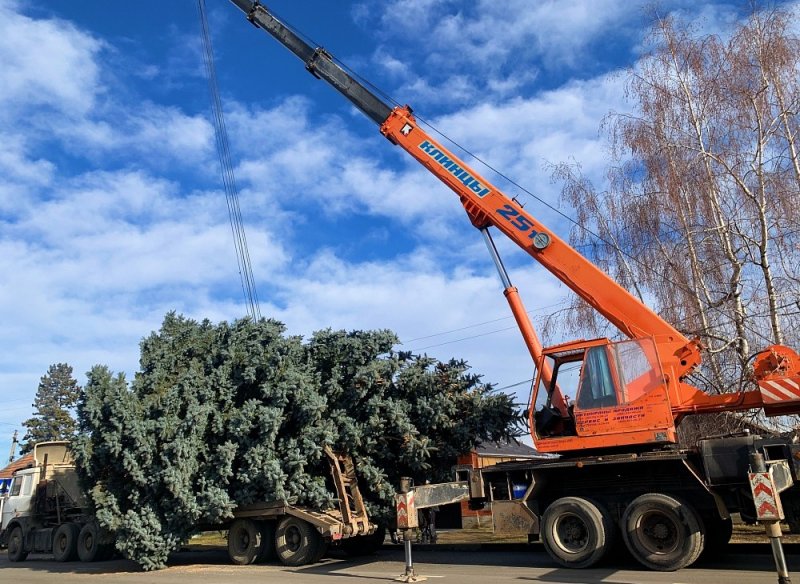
left=530, top=337, right=677, bottom=454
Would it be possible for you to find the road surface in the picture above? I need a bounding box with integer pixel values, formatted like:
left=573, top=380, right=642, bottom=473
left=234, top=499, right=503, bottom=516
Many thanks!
left=0, top=545, right=797, bottom=584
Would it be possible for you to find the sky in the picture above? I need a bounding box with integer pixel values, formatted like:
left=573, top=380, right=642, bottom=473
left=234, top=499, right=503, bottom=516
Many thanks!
left=0, top=0, right=785, bottom=459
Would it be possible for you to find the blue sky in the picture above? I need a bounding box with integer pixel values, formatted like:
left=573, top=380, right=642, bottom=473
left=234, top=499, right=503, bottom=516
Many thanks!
left=0, top=0, right=783, bottom=458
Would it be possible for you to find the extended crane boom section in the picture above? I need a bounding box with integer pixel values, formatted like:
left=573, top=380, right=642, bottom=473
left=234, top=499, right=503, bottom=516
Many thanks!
left=232, top=0, right=391, bottom=125
left=229, top=0, right=800, bottom=454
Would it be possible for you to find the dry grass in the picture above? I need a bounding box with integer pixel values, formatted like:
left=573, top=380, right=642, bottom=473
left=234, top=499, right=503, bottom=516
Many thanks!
left=186, top=532, right=227, bottom=548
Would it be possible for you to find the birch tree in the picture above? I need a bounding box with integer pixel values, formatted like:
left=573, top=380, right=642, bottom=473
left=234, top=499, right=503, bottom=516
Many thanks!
left=554, top=7, right=800, bottom=405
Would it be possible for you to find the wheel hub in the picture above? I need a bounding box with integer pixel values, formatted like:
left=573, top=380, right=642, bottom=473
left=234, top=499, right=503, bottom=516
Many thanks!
left=287, top=526, right=301, bottom=552
left=555, top=514, right=589, bottom=552
left=640, top=513, right=678, bottom=552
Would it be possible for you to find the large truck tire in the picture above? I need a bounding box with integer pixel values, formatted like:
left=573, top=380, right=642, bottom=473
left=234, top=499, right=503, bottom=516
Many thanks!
left=228, top=518, right=262, bottom=565
left=255, top=521, right=277, bottom=563
left=541, top=497, right=615, bottom=569
left=622, top=493, right=704, bottom=571
left=77, top=522, right=106, bottom=562
left=53, top=523, right=80, bottom=562
left=275, top=516, right=321, bottom=566
left=7, top=526, right=28, bottom=562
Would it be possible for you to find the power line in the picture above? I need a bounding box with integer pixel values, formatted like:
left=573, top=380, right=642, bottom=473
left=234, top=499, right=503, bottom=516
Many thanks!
left=401, top=299, right=566, bottom=344
left=410, top=325, right=521, bottom=352
left=495, top=378, right=534, bottom=391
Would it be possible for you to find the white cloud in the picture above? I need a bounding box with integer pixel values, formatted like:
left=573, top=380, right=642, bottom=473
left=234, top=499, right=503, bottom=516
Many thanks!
left=359, top=0, right=637, bottom=106
left=0, top=133, right=55, bottom=190
left=0, top=0, right=102, bottom=118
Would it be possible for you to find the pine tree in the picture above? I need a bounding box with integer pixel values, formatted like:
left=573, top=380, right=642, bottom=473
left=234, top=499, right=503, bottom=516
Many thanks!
left=21, top=363, right=81, bottom=454
left=75, top=313, right=521, bottom=569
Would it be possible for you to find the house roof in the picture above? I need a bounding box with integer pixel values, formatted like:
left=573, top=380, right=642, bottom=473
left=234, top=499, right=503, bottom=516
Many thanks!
left=474, top=438, right=543, bottom=458
left=0, top=453, right=34, bottom=479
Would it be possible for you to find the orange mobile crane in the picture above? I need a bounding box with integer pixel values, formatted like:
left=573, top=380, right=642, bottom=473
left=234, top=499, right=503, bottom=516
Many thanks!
left=229, top=1, right=800, bottom=572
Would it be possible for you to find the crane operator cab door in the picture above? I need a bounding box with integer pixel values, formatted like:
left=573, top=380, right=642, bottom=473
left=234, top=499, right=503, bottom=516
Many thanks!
left=531, top=338, right=677, bottom=453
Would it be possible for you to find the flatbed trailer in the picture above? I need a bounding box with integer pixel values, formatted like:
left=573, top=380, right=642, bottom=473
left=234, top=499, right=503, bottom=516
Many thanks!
left=214, top=447, right=378, bottom=566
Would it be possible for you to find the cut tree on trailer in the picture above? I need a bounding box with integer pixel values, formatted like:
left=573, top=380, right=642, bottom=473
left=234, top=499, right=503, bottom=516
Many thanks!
left=65, top=316, right=517, bottom=571
left=226, top=0, right=800, bottom=573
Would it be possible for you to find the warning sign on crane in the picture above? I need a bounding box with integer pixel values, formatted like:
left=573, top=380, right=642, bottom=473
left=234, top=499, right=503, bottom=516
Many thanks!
left=396, top=491, right=418, bottom=529
left=749, top=470, right=785, bottom=521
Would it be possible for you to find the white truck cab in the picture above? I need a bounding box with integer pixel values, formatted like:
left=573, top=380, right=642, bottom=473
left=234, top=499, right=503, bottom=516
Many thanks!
left=1, top=466, right=40, bottom=533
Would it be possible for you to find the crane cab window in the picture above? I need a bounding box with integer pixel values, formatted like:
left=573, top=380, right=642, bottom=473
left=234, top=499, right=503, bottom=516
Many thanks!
left=576, top=346, right=619, bottom=409
left=536, top=347, right=619, bottom=413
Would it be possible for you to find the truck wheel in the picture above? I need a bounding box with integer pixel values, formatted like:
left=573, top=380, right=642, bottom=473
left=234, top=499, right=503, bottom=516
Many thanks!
left=8, top=526, right=28, bottom=562
left=255, top=521, right=277, bottom=563
left=275, top=516, right=320, bottom=566
left=622, top=493, right=704, bottom=571
left=228, top=519, right=262, bottom=565
left=53, top=523, right=79, bottom=562
left=77, top=522, right=103, bottom=562
left=541, top=497, right=614, bottom=568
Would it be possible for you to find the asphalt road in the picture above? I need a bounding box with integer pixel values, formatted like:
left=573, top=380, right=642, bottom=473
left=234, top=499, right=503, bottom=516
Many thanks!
left=0, top=545, right=798, bottom=584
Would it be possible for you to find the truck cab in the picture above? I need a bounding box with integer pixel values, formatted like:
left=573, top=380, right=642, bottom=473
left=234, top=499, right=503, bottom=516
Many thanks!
left=1, top=466, right=39, bottom=534
left=1, top=442, right=90, bottom=561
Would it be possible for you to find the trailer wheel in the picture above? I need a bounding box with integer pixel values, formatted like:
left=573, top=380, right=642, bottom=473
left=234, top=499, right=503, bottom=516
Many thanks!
left=255, top=521, right=277, bottom=563
left=541, top=497, right=614, bottom=568
left=77, top=522, right=104, bottom=562
left=8, top=526, right=28, bottom=562
left=275, top=516, right=320, bottom=566
left=622, top=493, right=704, bottom=571
left=228, top=519, right=262, bottom=565
left=53, top=523, right=79, bottom=562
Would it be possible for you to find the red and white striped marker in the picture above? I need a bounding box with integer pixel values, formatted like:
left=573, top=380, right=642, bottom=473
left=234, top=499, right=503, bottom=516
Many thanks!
left=749, top=471, right=784, bottom=521
left=758, top=376, right=800, bottom=404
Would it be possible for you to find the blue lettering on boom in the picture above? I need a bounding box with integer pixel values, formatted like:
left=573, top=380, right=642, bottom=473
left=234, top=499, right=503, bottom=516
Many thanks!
left=419, top=141, right=490, bottom=197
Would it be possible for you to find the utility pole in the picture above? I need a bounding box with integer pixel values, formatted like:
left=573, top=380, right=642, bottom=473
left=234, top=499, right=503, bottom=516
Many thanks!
left=8, top=429, right=18, bottom=463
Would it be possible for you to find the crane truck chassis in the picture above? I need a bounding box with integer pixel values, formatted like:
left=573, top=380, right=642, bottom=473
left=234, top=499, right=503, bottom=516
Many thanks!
left=0, top=441, right=376, bottom=566
left=394, top=432, right=800, bottom=572
left=474, top=433, right=799, bottom=570
left=226, top=0, right=800, bottom=573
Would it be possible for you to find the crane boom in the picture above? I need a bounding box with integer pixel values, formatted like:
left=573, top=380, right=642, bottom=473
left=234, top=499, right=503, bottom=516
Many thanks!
left=228, top=0, right=800, bottom=453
